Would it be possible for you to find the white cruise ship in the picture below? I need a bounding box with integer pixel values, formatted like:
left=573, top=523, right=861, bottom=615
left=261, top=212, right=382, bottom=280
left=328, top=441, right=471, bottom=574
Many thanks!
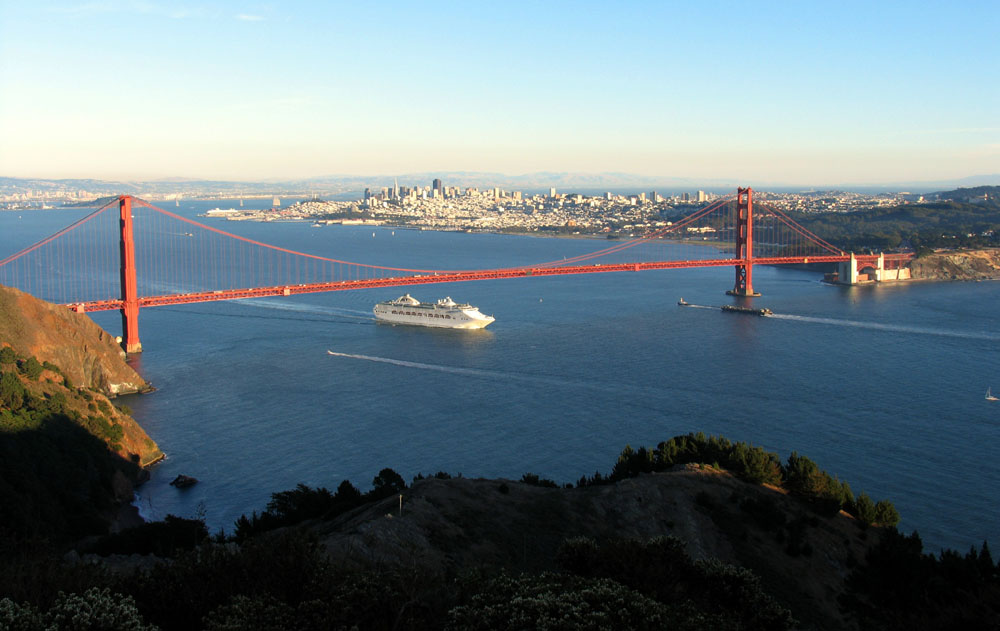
left=373, top=294, right=495, bottom=329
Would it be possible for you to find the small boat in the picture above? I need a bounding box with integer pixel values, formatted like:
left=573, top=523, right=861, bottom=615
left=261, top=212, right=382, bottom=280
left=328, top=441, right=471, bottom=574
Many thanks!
left=987, top=388, right=998, bottom=402
left=678, top=298, right=688, bottom=306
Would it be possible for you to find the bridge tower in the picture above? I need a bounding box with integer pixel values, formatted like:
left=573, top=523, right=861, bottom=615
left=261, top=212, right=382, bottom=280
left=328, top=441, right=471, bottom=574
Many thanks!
left=727, top=186, right=761, bottom=297
left=118, top=195, right=142, bottom=353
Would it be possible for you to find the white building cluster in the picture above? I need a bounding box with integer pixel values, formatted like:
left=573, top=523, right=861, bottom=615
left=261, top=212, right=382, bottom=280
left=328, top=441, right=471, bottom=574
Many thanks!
left=227, top=182, right=726, bottom=235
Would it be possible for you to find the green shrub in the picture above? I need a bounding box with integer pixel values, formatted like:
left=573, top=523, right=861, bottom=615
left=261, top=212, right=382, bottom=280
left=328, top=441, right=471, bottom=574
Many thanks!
left=203, top=594, right=294, bottom=631
left=266, top=483, right=336, bottom=522
left=1, top=371, right=26, bottom=411
left=0, top=598, right=43, bottom=631
left=106, top=423, right=124, bottom=444
left=851, top=493, right=877, bottom=526
left=20, top=358, right=43, bottom=381
left=520, top=473, right=558, bottom=488
left=873, top=500, right=900, bottom=527
left=447, top=571, right=670, bottom=631
left=371, top=468, right=406, bottom=498
left=41, top=361, right=62, bottom=377
left=44, top=588, right=155, bottom=631
left=0, top=346, right=18, bottom=365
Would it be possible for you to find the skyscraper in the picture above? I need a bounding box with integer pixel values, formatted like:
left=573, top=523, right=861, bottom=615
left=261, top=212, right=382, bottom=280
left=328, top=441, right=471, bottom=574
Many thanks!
left=433, top=178, right=442, bottom=194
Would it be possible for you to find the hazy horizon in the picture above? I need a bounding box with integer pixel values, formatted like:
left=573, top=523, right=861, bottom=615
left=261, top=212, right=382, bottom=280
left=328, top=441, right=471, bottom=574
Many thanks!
left=4, top=170, right=998, bottom=194
left=1, top=2, right=997, bottom=184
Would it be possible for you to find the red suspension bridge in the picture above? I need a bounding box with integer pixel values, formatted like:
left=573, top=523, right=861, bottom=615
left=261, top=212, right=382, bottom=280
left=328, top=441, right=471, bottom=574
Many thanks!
left=0, top=188, right=910, bottom=353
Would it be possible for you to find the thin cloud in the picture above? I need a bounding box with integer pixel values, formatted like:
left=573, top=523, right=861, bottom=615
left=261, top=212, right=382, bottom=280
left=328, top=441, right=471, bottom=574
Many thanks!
left=237, top=13, right=264, bottom=21
left=911, top=127, right=1000, bottom=135
left=48, top=2, right=118, bottom=14
left=48, top=1, right=201, bottom=18
left=232, top=96, right=313, bottom=111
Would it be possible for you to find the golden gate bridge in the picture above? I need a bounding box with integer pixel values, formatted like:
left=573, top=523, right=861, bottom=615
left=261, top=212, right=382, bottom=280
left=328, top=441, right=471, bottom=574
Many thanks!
left=0, top=188, right=910, bottom=353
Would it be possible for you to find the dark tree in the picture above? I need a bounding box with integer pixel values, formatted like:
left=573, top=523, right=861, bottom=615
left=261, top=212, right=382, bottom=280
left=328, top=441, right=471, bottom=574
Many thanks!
left=371, top=468, right=406, bottom=498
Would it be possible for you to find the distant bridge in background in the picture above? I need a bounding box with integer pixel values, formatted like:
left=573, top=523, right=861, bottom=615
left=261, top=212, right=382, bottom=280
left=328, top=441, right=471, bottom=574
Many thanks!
left=0, top=188, right=911, bottom=353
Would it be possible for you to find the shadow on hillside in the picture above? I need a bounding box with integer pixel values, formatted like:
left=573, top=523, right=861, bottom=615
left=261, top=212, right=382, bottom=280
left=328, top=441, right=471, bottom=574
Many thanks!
left=0, top=411, right=143, bottom=551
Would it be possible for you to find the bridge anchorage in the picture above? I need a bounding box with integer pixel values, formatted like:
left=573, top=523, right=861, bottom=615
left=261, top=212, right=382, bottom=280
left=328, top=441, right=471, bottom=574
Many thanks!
left=0, top=189, right=913, bottom=353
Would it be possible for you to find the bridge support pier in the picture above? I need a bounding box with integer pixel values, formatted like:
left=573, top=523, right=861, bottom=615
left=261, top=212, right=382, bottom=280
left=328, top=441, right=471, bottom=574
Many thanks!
left=118, top=195, right=142, bottom=353
left=727, top=186, right=761, bottom=297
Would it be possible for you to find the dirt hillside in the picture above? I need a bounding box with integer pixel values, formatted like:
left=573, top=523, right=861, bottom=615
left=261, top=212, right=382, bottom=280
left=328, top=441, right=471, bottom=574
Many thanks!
left=0, top=284, right=147, bottom=395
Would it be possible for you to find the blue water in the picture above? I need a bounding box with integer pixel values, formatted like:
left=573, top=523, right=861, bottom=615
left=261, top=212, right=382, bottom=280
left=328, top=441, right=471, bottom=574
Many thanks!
left=1, top=201, right=998, bottom=553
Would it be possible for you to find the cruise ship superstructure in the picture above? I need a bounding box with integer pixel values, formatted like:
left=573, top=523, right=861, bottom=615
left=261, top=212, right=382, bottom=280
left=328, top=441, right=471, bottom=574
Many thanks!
left=373, top=294, right=495, bottom=329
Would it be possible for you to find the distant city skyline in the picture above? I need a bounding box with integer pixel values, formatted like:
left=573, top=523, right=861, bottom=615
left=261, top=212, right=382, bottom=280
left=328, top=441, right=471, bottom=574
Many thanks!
left=0, top=1, right=997, bottom=185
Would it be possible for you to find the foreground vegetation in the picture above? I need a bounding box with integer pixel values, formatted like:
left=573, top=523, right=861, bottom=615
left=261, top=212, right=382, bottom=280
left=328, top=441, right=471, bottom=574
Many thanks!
left=2, top=424, right=999, bottom=629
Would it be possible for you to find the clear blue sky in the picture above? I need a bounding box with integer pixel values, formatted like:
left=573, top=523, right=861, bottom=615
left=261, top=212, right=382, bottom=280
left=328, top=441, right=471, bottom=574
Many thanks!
left=1, top=1, right=997, bottom=185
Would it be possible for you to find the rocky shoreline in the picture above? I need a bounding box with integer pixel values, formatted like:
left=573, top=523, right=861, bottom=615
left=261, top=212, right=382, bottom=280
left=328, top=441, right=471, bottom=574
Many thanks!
left=907, top=248, right=1000, bottom=281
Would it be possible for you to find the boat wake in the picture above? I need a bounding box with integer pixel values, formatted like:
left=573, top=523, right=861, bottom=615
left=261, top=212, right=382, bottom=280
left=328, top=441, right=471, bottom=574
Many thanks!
left=327, top=350, right=647, bottom=393
left=327, top=350, right=558, bottom=382
left=677, top=303, right=715, bottom=310
left=769, top=313, right=1000, bottom=341
left=243, top=299, right=373, bottom=321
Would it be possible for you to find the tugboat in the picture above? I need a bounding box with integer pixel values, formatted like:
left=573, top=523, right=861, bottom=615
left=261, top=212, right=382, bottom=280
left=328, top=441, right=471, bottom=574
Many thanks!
left=721, top=305, right=773, bottom=317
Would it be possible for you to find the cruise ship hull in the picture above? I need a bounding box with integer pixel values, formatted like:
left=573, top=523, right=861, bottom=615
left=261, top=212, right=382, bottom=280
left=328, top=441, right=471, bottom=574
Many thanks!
left=373, top=295, right=495, bottom=329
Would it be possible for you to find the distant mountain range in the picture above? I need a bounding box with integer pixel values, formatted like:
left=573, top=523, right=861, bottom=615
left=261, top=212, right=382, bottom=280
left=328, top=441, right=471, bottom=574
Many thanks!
left=2, top=172, right=998, bottom=198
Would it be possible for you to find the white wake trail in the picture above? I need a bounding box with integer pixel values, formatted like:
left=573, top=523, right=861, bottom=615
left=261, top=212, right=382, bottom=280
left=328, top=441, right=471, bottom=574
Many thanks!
left=326, top=350, right=631, bottom=392
left=244, top=299, right=373, bottom=320
left=769, top=313, right=1000, bottom=341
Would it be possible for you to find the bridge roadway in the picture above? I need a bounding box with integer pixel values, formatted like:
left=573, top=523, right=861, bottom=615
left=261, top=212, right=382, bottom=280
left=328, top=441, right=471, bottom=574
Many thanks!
left=65, top=254, right=909, bottom=313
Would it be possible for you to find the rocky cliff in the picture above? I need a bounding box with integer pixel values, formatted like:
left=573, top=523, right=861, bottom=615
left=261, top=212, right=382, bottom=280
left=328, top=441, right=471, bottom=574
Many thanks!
left=908, top=248, right=1000, bottom=281
left=0, top=285, right=147, bottom=395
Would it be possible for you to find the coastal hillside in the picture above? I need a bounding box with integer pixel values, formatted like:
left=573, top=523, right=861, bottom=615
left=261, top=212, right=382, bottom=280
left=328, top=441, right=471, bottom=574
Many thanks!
left=907, top=248, right=1000, bottom=281
left=0, top=285, right=147, bottom=395
left=1, top=285, right=161, bottom=543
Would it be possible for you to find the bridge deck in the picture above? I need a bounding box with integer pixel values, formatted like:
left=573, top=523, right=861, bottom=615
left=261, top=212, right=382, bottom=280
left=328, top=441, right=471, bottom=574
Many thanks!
left=66, top=253, right=909, bottom=312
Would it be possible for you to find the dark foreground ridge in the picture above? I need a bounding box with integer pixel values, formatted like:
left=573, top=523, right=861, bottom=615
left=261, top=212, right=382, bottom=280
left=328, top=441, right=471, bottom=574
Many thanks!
left=2, top=438, right=999, bottom=630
